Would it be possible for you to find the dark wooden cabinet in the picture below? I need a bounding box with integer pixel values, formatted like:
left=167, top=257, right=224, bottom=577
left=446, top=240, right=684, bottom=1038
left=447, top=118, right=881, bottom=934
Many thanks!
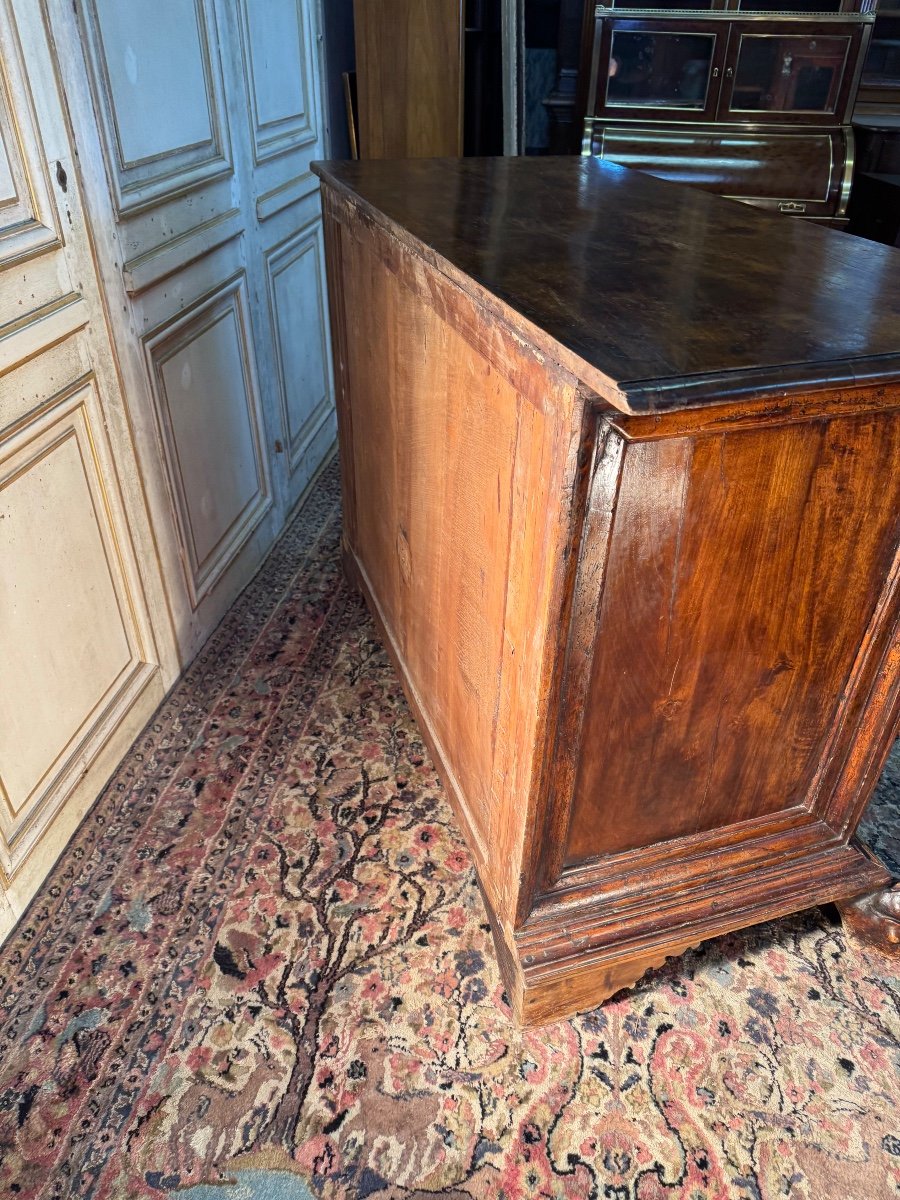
left=590, top=124, right=852, bottom=217
left=546, top=0, right=876, bottom=151
left=314, top=155, right=900, bottom=1025
left=857, top=4, right=900, bottom=107
left=587, top=15, right=867, bottom=123
left=852, top=0, right=900, bottom=240
left=586, top=13, right=873, bottom=121
left=568, top=3, right=875, bottom=222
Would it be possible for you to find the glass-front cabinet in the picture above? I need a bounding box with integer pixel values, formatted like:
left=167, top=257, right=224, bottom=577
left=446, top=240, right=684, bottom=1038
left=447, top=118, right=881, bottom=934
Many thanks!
left=582, top=3, right=875, bottom=223
left=596, top=0, right=872, bottom=9
left=858, top=6, right=900, bottom=103
left=589, top=15, right=869, bottom=124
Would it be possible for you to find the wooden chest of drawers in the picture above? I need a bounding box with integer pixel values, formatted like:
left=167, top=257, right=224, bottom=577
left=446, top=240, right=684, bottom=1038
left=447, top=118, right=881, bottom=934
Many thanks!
left=314, top=155, right=900, bottom=1024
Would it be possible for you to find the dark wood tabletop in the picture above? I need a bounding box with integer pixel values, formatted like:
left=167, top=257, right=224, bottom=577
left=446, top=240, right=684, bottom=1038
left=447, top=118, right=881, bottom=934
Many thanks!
left=312, top=155, right=900, bottom=412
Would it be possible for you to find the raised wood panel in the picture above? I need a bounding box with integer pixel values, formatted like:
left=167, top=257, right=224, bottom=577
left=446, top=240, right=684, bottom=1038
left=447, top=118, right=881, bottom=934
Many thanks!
left=266, top=221, right=332, bottom=474
left=121, top=207, right=243, bottom=297
left=0, top=1, right=60, bottom=267
left=0, top=382, right=154, bottom=876
left=0, top=293, right=85, bottom=381
left=79, top=0, right=232, bottom=213
left=565, top=411, right=900, bottom=864
left=238, top=0, right=316, bottom=163
left=255, top=170, right=319, bottom=224
left=145, top=277, right=271, bottom=608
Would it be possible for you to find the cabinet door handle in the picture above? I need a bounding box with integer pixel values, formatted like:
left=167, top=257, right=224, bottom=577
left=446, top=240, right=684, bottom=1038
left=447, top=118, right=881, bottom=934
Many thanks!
left=725, top=66, right=734, bottom=78
left=712, top=67, right=719, bottom=77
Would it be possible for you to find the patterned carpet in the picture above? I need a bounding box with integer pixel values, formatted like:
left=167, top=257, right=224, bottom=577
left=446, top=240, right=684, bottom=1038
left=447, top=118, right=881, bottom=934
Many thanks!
left=1, top=458, right=898, bottom=1200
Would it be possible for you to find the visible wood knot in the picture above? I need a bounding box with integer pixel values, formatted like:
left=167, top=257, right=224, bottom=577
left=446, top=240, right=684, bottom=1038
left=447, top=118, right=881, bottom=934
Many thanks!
left=397, top=528, right=412, bottom=584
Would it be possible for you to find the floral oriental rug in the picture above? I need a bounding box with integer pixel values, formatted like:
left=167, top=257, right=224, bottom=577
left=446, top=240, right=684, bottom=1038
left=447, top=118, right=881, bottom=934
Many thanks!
left=0, top=458, right=898, bottom=1200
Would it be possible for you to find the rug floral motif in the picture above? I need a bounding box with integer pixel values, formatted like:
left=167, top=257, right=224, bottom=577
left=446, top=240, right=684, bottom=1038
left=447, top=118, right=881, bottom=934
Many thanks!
left=0, top=460, right=898, bottom=1200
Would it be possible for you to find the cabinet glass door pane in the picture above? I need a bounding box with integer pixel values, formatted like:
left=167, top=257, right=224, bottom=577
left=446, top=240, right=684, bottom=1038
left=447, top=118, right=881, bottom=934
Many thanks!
left=737, top=0, right=843, bottom=12
left=730, top=34, right=850, bottom=112
left=607, top=31, right=716, bottom=108
left=607, top=0, right=717, bottom=8
left=861, top=15, right=900, bottom=90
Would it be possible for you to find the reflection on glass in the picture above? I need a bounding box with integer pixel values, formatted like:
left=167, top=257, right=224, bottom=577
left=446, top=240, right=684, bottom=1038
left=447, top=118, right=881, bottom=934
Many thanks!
left=606, top=0, right=716, bottom=8
left=738, top=0, right=843, bottom=11
left=861, top=14, right=900, bottom=90
left=606, top=31, right=715, bottom=109
left=731, top=35, right=849, bottom=112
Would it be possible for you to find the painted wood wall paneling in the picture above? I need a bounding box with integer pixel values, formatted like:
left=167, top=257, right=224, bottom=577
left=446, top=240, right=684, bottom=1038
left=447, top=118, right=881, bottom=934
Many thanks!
left=229, top=0, right=337, bottom=516
left=0, top=0, right=336, bottom=933
left=46, top=0, right=336, bottom=660
left=0, top=0, right=174, bottom=935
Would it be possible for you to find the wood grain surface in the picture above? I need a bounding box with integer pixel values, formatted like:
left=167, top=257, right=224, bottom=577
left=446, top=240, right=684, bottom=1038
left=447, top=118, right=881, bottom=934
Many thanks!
left=353, top=0, right=463, bottom=159
left=566, top=412, right=900, bottom=861
left=313, top=156, right=900, bottom=412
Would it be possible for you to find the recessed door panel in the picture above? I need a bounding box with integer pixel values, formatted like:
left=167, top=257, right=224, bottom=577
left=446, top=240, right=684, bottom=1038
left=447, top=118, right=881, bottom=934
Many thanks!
left=93, top=0, right=213, bottom=163
left=0, top=129, right=16, bottom=203
left=0, top=14, right=59, bottom=270
left=148, top=279, right=271, bottom=605
left=0, top=375, right=158, bottom=884
left=267, top=223, right=333, bottom=474
left=239, top=0, right=316, bottom=162
left=79, top=0, right=231, bottom=212
left=0, top=403, right=132, bottom=818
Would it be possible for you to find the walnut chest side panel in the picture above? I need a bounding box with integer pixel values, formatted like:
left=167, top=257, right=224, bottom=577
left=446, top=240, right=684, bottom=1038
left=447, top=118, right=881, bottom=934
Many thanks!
left=567, top=407, right=900, bottom=863
left=514, top=394, right=899, bottom=1024
left=321, top=187, right=587, bottom=927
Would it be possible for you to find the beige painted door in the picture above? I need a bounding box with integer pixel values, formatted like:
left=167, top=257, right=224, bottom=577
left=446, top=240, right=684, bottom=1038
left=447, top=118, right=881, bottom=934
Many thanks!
left=48, top=0, right=337, bottom=660
left=0, top=0, right=177, bottom=937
